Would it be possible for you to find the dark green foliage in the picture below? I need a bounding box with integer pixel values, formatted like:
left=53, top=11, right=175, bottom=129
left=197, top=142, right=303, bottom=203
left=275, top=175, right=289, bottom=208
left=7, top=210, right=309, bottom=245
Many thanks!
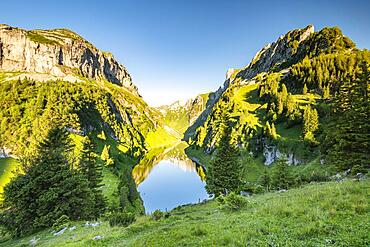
left=300, top=27, right=355, bottom=58
left=265, top=121, right=277, bottom=139
left=303, top=105, right=319, bottom=143
left=79, top=137, right=106, bottom=216
left=258, top=169, right=271, bottom=191
left=217, top=192, right=247, bottom=211
left=52, top=215, right=70, bottom=231
left=323, top=63, right=370, bottom=171
left=0, top=127, right=95, bottom=236
left=114, top=170, right=144, bottom=215
left=0, top=78, right=151, bottom=157
left=205, top=115, right=242, bottom=196
left=271, top=158, right=295, bottom=190
left=286, top=50, right=370, bottom=94
left=108, top=211, right=136, bottom=227
left=151, top=209, right=164, bottom=221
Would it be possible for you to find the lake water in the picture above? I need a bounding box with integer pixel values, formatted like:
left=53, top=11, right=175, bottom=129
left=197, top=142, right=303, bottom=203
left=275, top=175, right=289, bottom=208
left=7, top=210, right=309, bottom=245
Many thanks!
left=132, top=144, right=209, bottom=213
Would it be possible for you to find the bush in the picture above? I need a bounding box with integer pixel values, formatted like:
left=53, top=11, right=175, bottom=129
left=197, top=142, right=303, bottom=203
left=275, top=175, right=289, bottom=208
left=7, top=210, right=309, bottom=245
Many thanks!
left=109, top=211, right=136, bottom=227
left=151, top=209, right=164, bottom=221
left=217, top=192, right=248, bottom=211
left=350, top=165, right=368, bottom=176
left=242, top=182, right=266, bottom=194
left=192, top=226, right=207, bottom=236
left=52, top=215, right=70, bottom=231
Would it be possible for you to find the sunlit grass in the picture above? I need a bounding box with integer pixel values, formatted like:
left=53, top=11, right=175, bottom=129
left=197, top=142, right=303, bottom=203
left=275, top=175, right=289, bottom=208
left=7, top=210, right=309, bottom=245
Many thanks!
left=0, top=158, right=19, bottom=197
left=2, top=179, right=368, bottom=246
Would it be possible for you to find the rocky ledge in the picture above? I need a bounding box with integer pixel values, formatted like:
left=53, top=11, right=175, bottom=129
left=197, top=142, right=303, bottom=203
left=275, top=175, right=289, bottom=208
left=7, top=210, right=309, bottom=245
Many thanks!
left=0, top=24, right=138, bottom=95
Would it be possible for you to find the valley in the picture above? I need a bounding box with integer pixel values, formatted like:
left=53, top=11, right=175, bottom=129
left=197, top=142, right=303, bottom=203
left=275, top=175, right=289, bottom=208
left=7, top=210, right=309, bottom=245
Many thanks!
left=0, top=22, right=368, bottom=246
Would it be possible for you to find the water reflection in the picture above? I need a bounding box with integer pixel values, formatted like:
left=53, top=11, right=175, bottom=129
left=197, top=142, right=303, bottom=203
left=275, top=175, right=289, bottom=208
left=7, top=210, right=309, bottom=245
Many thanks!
left=132, top=142, right=208, bottom=213
left=132, top=142, right=206, bottom=185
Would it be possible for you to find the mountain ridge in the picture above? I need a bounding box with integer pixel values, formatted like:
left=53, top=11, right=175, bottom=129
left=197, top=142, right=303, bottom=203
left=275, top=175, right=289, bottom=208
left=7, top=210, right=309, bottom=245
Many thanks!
left=0, top=24, right=138, bottom=95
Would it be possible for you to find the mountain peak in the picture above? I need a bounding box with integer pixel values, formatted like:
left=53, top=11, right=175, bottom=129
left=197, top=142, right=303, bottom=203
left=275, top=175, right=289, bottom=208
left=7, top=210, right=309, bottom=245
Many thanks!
left=240, top=25, right=315, bottom=80
left=0, top=24, right=139, bottom=95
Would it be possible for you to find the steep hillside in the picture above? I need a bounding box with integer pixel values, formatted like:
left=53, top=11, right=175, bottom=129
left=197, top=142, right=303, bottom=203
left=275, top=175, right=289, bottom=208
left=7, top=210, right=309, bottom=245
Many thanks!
left=0, top=24, right=137, bottom=93
left=185, top=25, right=369, bottom=169
left=0, top=24, right=170, bottom=157
left=1, top=179, right=368, bottom=246
left=157, top=93, right=210, bottom=134
left=0, top=24, right=177, bottom=209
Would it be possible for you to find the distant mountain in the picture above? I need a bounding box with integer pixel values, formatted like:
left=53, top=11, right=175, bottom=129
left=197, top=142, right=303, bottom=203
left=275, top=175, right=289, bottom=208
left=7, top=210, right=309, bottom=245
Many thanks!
left=185, top=25, right=368, bottom=166
left=157, top=93, right=211, bottom=134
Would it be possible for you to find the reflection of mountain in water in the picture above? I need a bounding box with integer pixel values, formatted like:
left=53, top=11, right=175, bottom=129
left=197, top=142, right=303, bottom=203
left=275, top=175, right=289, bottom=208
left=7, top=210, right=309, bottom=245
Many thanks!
left=132, top=142, right=205, bottom=185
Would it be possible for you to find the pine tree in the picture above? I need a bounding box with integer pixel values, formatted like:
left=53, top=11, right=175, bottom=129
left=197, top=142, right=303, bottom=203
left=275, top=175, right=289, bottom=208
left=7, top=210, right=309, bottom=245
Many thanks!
left=101, top=144, right=114, bottom=166
left=79, top=137, right=106, bottom=216
left=303, top=84, right=308, bottom=95
left=285, top=94, right=296, bottom=116
left=258, top=169, right=271, bottom=191
left=281, top=84, right=288, bottom=102
left=97, top=130, right=106, bottom=140
left=271, top=158, right=294, bottom=190
left=271, top=123, right=278, bottom=140
left=205, top=115, right=241, bottom=196
left=326, top=64, right=370, bottom=171
left=265, top=121, right=271, bottom=137
left=0, top=127, right=95, bottom=236
left=303, top=105, right=319, bottom=142
left=277, top=95, right=284, bottom=115
left=323, top=84, right=330, bottom=99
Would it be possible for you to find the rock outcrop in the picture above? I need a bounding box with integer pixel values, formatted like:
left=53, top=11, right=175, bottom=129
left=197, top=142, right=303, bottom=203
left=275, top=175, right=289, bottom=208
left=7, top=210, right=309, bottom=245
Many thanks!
left=0, top=24, right=138, bottom=95
left=238, top=25, right=314, bottom=80
left=263, top=143, right=300, bottom=166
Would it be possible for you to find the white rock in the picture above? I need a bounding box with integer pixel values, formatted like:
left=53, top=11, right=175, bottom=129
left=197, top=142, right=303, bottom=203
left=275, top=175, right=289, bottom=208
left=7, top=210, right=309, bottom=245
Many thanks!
left=29, top=237, right=40, bottom=246
left=92, top=235, right=104, bottom=241
left=53, top=227, right=67, bottom=236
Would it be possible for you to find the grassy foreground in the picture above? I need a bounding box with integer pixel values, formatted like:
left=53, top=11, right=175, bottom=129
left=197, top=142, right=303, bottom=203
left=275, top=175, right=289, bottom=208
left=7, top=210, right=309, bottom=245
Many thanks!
left=1, top=179, right=368, bottom=246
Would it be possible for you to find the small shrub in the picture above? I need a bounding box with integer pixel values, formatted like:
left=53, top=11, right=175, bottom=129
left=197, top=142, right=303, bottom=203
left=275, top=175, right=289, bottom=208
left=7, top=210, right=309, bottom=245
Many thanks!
left=218, top=192, right=248, bottom=211
left=350, top=165, right=368, bottom=176
left=109, top=211, right=136, bottom=227
left=192, top=226, right=207, bottom=236
left=52, top=215, right=70, bottom=231
left=151, top=209, right=164, bottom=221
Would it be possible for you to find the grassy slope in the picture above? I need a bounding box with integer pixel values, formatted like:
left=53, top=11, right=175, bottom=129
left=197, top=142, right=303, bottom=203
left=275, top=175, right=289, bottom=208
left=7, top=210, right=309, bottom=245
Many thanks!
left=0, top=158, right=18, bottom=197
left=2, top=179, right=368, bottom=246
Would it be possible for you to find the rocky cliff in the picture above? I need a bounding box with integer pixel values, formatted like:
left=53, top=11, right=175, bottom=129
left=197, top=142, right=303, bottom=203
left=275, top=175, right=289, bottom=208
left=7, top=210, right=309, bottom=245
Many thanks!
left=185, top=25, right=358, bottom=166
left=184, top=26, right=315, bottom=141
left=238, top=25, right=315, bottom=80
left=158, top=93, right=212, bottom=134
left=0, top=24, right=138, bottom=95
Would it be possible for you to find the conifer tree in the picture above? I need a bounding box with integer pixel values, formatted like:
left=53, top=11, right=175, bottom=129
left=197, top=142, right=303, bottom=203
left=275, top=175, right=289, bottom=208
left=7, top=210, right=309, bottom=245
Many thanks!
left=101, top=144, right=114, bottom=166
left=258, top=169, right=271, bottom=191
left=303, top=105, right=319, bottom=142
left=271, top=158, right=294, bottom=190
left=303, top=84, right=308, bottom=94
left=286, top=94, right=296, bottom=116
left=323, top=85, right=330, bottom=99
left=281, top=84, right=288, bottom=102
left=79, top=137, right=106, bottom=216
left=205, top=115, right=241, bottom=196
left=271, top=123, right=278, bottom=140
left=0, top=127, right=95, bottom=236
left=325, top=64, right=370, bottom=171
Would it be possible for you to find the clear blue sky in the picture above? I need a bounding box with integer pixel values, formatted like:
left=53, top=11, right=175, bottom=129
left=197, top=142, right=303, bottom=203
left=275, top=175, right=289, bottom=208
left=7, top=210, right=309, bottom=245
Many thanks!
left=1, top=0, right=369, bottom=106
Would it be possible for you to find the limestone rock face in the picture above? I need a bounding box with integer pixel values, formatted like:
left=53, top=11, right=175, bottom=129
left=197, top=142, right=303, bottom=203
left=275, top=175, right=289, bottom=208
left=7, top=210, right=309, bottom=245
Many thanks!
left=239, top=25, right=314, bottom=80
left=0, top=24, right=138, bottom=95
